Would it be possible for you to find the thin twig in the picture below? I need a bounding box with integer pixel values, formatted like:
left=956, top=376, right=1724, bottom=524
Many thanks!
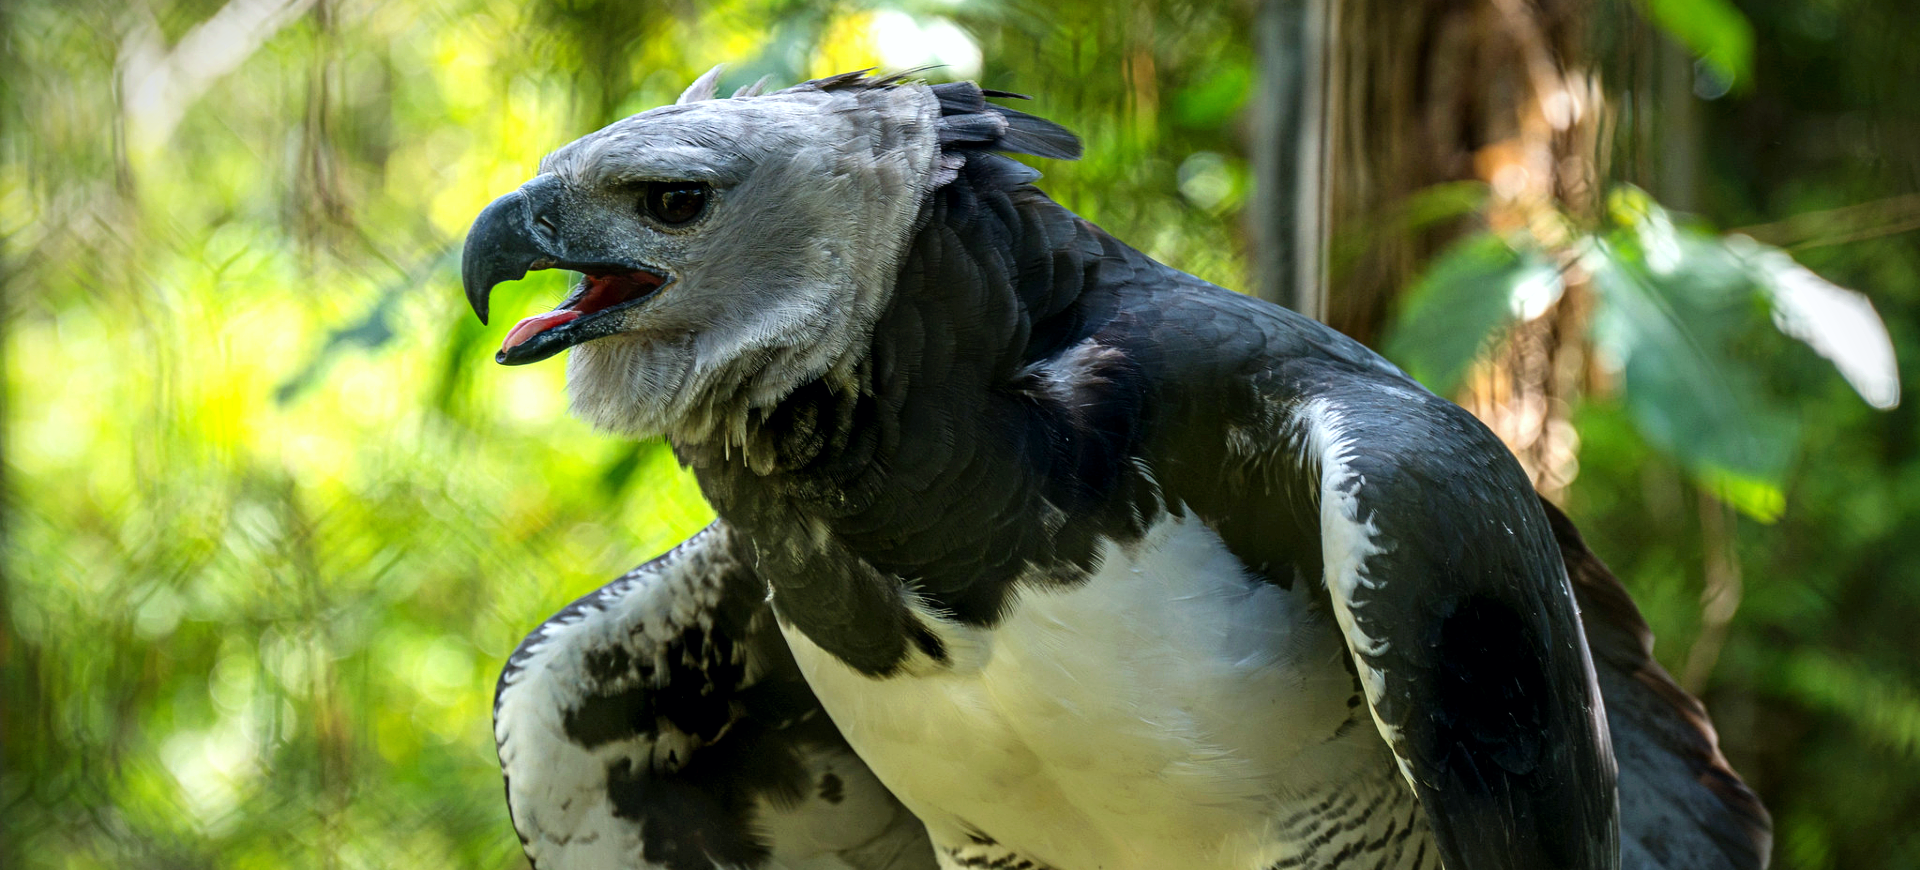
left=1682, top=490, right=1743, bottom=693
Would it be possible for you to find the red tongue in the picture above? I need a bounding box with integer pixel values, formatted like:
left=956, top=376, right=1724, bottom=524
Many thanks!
left=502, top=309, right=580, bottom=353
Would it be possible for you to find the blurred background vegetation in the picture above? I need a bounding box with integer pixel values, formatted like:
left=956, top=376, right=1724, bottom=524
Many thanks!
left=2, top=0, right=1916, bottom=867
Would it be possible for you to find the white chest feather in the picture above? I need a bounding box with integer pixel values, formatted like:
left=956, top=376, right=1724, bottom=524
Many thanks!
left=782, top=512, right=1370, bottom=870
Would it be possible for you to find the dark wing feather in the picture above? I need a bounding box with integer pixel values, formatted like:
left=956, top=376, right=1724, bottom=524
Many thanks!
left=1543, top=499, right=1773, bottom=870
left=1276, top=363, right=1621, bottom=870
left=987, top=106, right=1084, bottom=160
left=493, top=523, right=935, bottom=870
left=1134, top=273, right=1623, bottom=867
left=1021, top=217, right=1618, bottom=870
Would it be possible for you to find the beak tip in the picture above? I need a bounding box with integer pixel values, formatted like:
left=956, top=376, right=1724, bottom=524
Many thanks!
left=461, top=187, right=541, bottom=332
left=463, top=282, right=491, bottom=324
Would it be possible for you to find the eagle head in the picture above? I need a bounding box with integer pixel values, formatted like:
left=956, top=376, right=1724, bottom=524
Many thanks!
left=461, top=67, right=1063, bottom=446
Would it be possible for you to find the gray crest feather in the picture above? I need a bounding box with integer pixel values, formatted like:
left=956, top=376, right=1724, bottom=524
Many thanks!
left=731, top=74, right=773, bottom=99
left=677, top=64, right=724, bottom=104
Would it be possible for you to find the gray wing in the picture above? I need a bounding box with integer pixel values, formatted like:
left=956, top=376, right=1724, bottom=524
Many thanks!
left=1280, top=362, right=1621, bottom=870
left=1542, top=499, right=1773, bottom=870
left=493, top=522, right=936, bottom=870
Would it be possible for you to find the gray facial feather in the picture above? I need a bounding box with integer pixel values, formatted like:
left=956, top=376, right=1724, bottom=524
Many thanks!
left=495, top=72, right=1079, bottom=463
left=549, top=79, right=943, bottom=453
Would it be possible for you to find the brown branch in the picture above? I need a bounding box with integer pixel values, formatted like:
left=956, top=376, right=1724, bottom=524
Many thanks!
left=1731, top=193, right=1920, bottom=250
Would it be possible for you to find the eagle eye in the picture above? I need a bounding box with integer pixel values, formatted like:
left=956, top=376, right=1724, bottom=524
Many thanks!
left=642, top=181, right=710, bottom=226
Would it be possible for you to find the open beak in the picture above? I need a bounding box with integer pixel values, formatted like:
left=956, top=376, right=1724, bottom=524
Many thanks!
left=461, top=175, right=670, bottom=365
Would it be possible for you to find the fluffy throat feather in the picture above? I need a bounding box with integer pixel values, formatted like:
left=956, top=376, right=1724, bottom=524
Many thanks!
left=562, top=291, right=881, bottom=468
left=667, top=342, right=872, bottom=474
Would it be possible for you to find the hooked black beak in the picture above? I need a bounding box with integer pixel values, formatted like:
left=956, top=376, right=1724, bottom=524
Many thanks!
left=461, top=174, right=672, bottom=366
left=461, top=179, right=565, bottom=326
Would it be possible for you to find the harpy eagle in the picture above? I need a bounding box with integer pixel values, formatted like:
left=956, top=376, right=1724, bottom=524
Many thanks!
left=461, top=68, right=1772, bottom=870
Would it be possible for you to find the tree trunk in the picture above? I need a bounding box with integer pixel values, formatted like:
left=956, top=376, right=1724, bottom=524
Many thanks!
left=1250, top=0, right=1333, bottom=319
left=1266, top=0, right=1604, bottom=497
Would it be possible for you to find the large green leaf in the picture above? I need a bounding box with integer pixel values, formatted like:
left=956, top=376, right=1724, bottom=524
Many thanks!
left=1591, top=192, right=1799, bottom=520
left=1382, top=232, right=1562, bottom=396
left=1587, top=190, right=1903, bottom=520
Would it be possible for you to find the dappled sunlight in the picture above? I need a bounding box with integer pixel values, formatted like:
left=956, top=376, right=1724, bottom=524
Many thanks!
left=6, top=0, right=1919, bottom=868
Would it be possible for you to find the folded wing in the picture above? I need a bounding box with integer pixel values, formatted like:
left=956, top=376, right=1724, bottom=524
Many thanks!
left=1284, top=360, right=1621, bottom=870
left=493, top=522, right=935, bottom=870
left=1542, top=500, right=1773, bottom=870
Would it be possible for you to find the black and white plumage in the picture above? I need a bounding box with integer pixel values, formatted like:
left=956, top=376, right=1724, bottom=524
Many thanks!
left=463, top=69, right=1772, bottom=870
left=493, top=524, right=933, bottom=869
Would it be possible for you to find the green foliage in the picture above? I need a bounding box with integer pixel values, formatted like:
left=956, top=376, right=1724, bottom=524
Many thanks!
left=1384, top=232, right=1562, bottom=396
left=1634, top=0, right=1755, bottom=88
left=3, top=1, right=1917, bottom=869
left=0, top=1, right=1255, bottom=867
left=1590, top=186, right=1899, bottom=521
left=1384, top=186, right=1898, bottom=522
left=1589, top=193, right=1799, bottom=519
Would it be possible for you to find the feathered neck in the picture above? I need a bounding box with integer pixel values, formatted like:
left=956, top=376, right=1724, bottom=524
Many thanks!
left=677, top=158, right=1158, bottom=661
left=676, top=152, right=1108, bottom=479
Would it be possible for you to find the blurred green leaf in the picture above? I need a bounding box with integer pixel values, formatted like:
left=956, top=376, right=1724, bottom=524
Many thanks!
left=1698, top=465, right=1788, bottom=523
left=1633, top=0, right=1755, bottom=87
left=276, top=246, right=460, bottom=406
left=1591, top=191, right=1799, bottom=520
left=1730, top=235, right=1903, bottom=410
left=1586, top=189, right=1904, bottom=520
left=1783, top=650, right=1920, bottom=760
left=1382, top=232, right=1562, bottom=396
left=1174, top=61, right=1251, bottom=129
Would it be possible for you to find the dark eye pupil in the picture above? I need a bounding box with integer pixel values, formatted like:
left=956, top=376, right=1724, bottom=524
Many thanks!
left=646, top=182, right=708, bottom=225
